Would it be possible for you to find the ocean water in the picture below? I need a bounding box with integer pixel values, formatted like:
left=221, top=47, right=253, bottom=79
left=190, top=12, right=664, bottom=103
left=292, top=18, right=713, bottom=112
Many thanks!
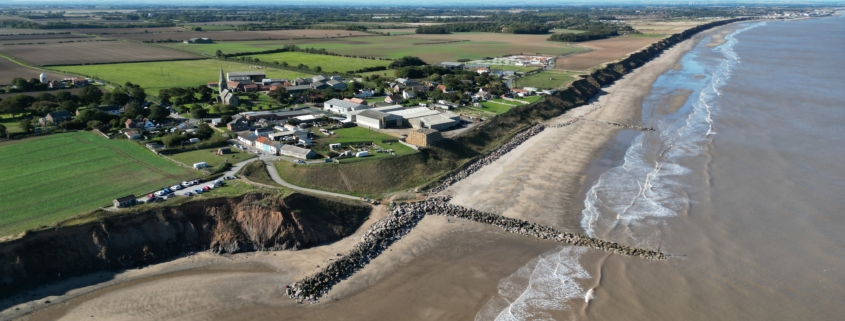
left=480, top=14, right=845, bottom=320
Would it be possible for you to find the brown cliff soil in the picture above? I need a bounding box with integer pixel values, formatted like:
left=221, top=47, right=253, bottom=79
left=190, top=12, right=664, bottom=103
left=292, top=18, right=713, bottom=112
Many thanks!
left=0, top=193, right=371, bottom=298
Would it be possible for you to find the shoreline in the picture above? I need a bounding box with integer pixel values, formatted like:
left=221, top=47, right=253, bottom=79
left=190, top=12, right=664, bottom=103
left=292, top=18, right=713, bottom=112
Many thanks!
left=3, top=21, right=746, bottom=321
left=445, top=25, right=728, bottom=230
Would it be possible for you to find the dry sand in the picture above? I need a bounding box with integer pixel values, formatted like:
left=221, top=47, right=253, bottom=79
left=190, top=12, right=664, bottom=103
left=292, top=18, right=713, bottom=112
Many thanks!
left=4, top=25, right=738, bottom=321
left=9, top=213, right=558, bottom=321
left=447, top=31, right=707, bottom=231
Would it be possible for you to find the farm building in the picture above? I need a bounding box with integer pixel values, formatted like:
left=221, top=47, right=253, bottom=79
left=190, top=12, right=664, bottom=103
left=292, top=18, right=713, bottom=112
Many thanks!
left=343, top=98, right=367, bottom=105
left=227, top=71, right=266, bottom=83
left=324, top=98, right=370, bottom=115
left=217, top=147, right=232, bottom=155
left=113, top=195, right=137, bottom=208
left=183, top=38, right=213, bottom=44
left=355, top=110, right=402, bottom=129
left=412, top=113, right=461, bottom=131
left=405, top=128, right=443, bottom=147
left=278, top=144, right=316, bottom=159
left=125, top=130, right=142, bottom=140
left=439, top=62, right=464, bottom=69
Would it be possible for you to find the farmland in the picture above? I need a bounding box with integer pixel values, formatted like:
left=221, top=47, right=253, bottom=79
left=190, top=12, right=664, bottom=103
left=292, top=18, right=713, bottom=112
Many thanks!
left=0, top=56, right=70, bottom=85
left=49, top=59, right=313, bottom=93
left=0, top=41, right=202, bottom=66
left=244, top=52, right=389, bottom=73
left=0, top=132, right=196, bottom=236
left=555, top=36, right=663, bottom=71
left=167, top=147, right=255, bottom=167
left=514, top=69, right=582, bottom=89
left=164, top=32, right=585, bottom=64
left=107, top=29, right=375, bottom=42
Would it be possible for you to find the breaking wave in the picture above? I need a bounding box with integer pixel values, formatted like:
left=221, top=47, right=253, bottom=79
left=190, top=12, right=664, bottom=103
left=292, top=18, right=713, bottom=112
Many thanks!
left=475, top=247, right=590, bottom=321
left=580, top=22, right=766, bottom=241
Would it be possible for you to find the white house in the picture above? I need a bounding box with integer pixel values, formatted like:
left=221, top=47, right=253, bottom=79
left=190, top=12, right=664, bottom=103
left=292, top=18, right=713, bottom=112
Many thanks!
left=354, top=89, right=376, bottom=98
left=324, top=98, right=370, bottom=115
left=402, top=90, right=416, bottom=100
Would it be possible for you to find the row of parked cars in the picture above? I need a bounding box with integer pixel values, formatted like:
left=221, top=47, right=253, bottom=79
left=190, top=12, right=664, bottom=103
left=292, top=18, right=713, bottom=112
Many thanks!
left=145, top=177, right=236, bottom=202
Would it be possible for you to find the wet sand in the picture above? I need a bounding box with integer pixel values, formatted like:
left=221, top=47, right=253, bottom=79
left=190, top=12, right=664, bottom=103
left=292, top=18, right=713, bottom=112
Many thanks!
left=4, top=23, right=745, bottom=321
left=656, top=88, right=694, bottom=114
left=12, top=216, right=558, bottom=321
left=447, top=29, right=713, bottom=230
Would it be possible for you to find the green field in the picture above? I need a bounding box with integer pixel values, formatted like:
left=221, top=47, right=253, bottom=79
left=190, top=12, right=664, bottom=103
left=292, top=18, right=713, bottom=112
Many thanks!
left=163, top=33, right=585, bottom=64
left=477, top=99, right=520, bottom=114
left=167, top=147, right=255, bottom=167
left=245, top=52, right=389, bottom=73
left=514, top=70, right=582, bottom=89
left=312, top=126, right=416, bottom=163
left=48, top=59, right=313, bottom=94
left=0, top=132, right=197, bottom=236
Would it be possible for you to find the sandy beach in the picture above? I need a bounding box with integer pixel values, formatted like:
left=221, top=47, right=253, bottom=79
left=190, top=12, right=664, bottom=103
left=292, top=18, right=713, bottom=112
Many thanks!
left=446, top=30, right=715, bottom=230
left=4, top=24, right=743, bottom=321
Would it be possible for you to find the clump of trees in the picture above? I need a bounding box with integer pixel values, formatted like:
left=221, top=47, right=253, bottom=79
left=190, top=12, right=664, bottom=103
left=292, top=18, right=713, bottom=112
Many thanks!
left=388, top=56, right=427, bottom=69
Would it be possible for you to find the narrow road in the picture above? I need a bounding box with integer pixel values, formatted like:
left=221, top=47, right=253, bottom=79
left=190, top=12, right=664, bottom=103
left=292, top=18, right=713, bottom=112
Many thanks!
left=262, top=160, right=362, bottom=201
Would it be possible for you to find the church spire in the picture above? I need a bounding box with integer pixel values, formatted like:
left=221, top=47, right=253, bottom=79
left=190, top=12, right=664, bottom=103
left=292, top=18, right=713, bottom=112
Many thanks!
left=218, top=67, right=227, bottom=94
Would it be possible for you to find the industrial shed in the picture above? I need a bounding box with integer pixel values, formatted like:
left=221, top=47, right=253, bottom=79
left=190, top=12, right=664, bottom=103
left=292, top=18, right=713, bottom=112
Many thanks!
left=355, top=110, right=403, bottom=129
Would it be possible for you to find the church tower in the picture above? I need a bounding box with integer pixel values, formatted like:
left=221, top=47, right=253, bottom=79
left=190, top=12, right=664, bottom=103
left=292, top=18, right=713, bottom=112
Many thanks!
left=218, top=67, right=227, bottom=95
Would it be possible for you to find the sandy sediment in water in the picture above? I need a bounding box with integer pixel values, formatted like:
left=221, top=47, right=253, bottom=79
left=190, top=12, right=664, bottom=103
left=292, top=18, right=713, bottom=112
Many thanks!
left=446, top=31, right=706, bottom=230
left=5, top=24, right=740, bottom=321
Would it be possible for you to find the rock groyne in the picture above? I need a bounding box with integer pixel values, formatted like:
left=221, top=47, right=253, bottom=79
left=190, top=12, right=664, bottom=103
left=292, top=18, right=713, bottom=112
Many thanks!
left=287, top=197, right=665, bottom=302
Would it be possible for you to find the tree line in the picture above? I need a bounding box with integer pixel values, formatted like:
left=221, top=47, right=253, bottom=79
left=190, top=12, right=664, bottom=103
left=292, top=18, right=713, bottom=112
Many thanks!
left=416, top=23, right=551, bottom=35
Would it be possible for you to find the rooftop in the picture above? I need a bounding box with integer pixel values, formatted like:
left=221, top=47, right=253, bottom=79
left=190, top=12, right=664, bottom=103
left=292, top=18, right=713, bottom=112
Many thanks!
left=280, top=144, right=313, bottom=157
left=387, top=107, right=440, bottom=119
left=325, top=98, right=367, bottom=109
left=357, top=110, right=389, bottom=119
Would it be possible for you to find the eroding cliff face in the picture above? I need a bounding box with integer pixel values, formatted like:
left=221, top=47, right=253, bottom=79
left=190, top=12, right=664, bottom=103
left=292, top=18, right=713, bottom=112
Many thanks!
left=0, top=193, right=371, bottom=298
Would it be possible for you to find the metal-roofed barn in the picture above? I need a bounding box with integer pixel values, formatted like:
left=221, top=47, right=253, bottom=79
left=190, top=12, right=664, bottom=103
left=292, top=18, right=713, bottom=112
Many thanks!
left=279, top=144, right=316, bottom=159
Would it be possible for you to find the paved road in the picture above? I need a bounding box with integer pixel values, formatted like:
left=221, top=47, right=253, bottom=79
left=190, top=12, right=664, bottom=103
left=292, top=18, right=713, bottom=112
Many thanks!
left=262, top=160, right=362, bottom=200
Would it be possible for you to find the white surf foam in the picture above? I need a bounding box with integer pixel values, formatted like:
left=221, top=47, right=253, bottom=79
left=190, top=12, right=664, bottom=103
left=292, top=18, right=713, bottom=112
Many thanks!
left=475, top=247, right=590, bottom=321
left=580, top=22, right=766, bottom=241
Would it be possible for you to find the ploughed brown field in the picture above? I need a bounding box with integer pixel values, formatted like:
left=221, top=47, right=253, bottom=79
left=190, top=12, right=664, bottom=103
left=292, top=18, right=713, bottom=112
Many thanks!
left=57, top=27, right=187, bottom=35
left=555, top=36, right=663, bottom=71
left=0, top=57, right=70, bottom=85
left=107, top=29, right=375, bottom=42
left=0, top=41, right=201, bottom=66
left=0, top=34, right=90, bottom=41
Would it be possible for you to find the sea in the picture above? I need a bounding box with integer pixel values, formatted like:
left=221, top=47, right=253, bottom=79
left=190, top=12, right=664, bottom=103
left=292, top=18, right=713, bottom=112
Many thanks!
left=478, top=13, right=845, bottom=321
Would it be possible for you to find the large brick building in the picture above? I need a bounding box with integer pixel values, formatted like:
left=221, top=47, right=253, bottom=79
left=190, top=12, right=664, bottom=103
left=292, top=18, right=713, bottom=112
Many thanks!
left=405, top=128, right=442, bottom=147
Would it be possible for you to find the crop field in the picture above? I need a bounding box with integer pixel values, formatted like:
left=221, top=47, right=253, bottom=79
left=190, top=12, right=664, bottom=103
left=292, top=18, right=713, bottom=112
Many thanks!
left=0, top=41, right=202, bottom=66
left=55, top=27, right=187, bottom=35
left=107, top=29, right=374, bottom=42
left=628, top=19, right=714, bottom=35
left=0, top=132, right=196, bottom=236
left=0, top=56, right=70, bottom=85
left=555, top=36, right=662, bottom=71
left=514, top=69, right=582, bottom=89
left=165, top=32, right=586, bottom=64
left=49, top=59, right=313, bottom=93
left=245, top=52, right=389, bottom=73
left=167, top=147, right=255, bottom=167
left=0, top=34, right=91, bottom=41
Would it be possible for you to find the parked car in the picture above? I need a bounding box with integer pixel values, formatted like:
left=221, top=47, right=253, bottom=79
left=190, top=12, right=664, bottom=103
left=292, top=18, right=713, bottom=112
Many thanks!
left=194, top=188, right=203, bottom=194
left=182, top=181, right=193, bottom=187
left=184, top=192, right=193, bottom=197
left=170, top=185, right=182, bottom=190
left=147, top=193, right=155, bottom=198
left=203, top=186, right=211, bottom=191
